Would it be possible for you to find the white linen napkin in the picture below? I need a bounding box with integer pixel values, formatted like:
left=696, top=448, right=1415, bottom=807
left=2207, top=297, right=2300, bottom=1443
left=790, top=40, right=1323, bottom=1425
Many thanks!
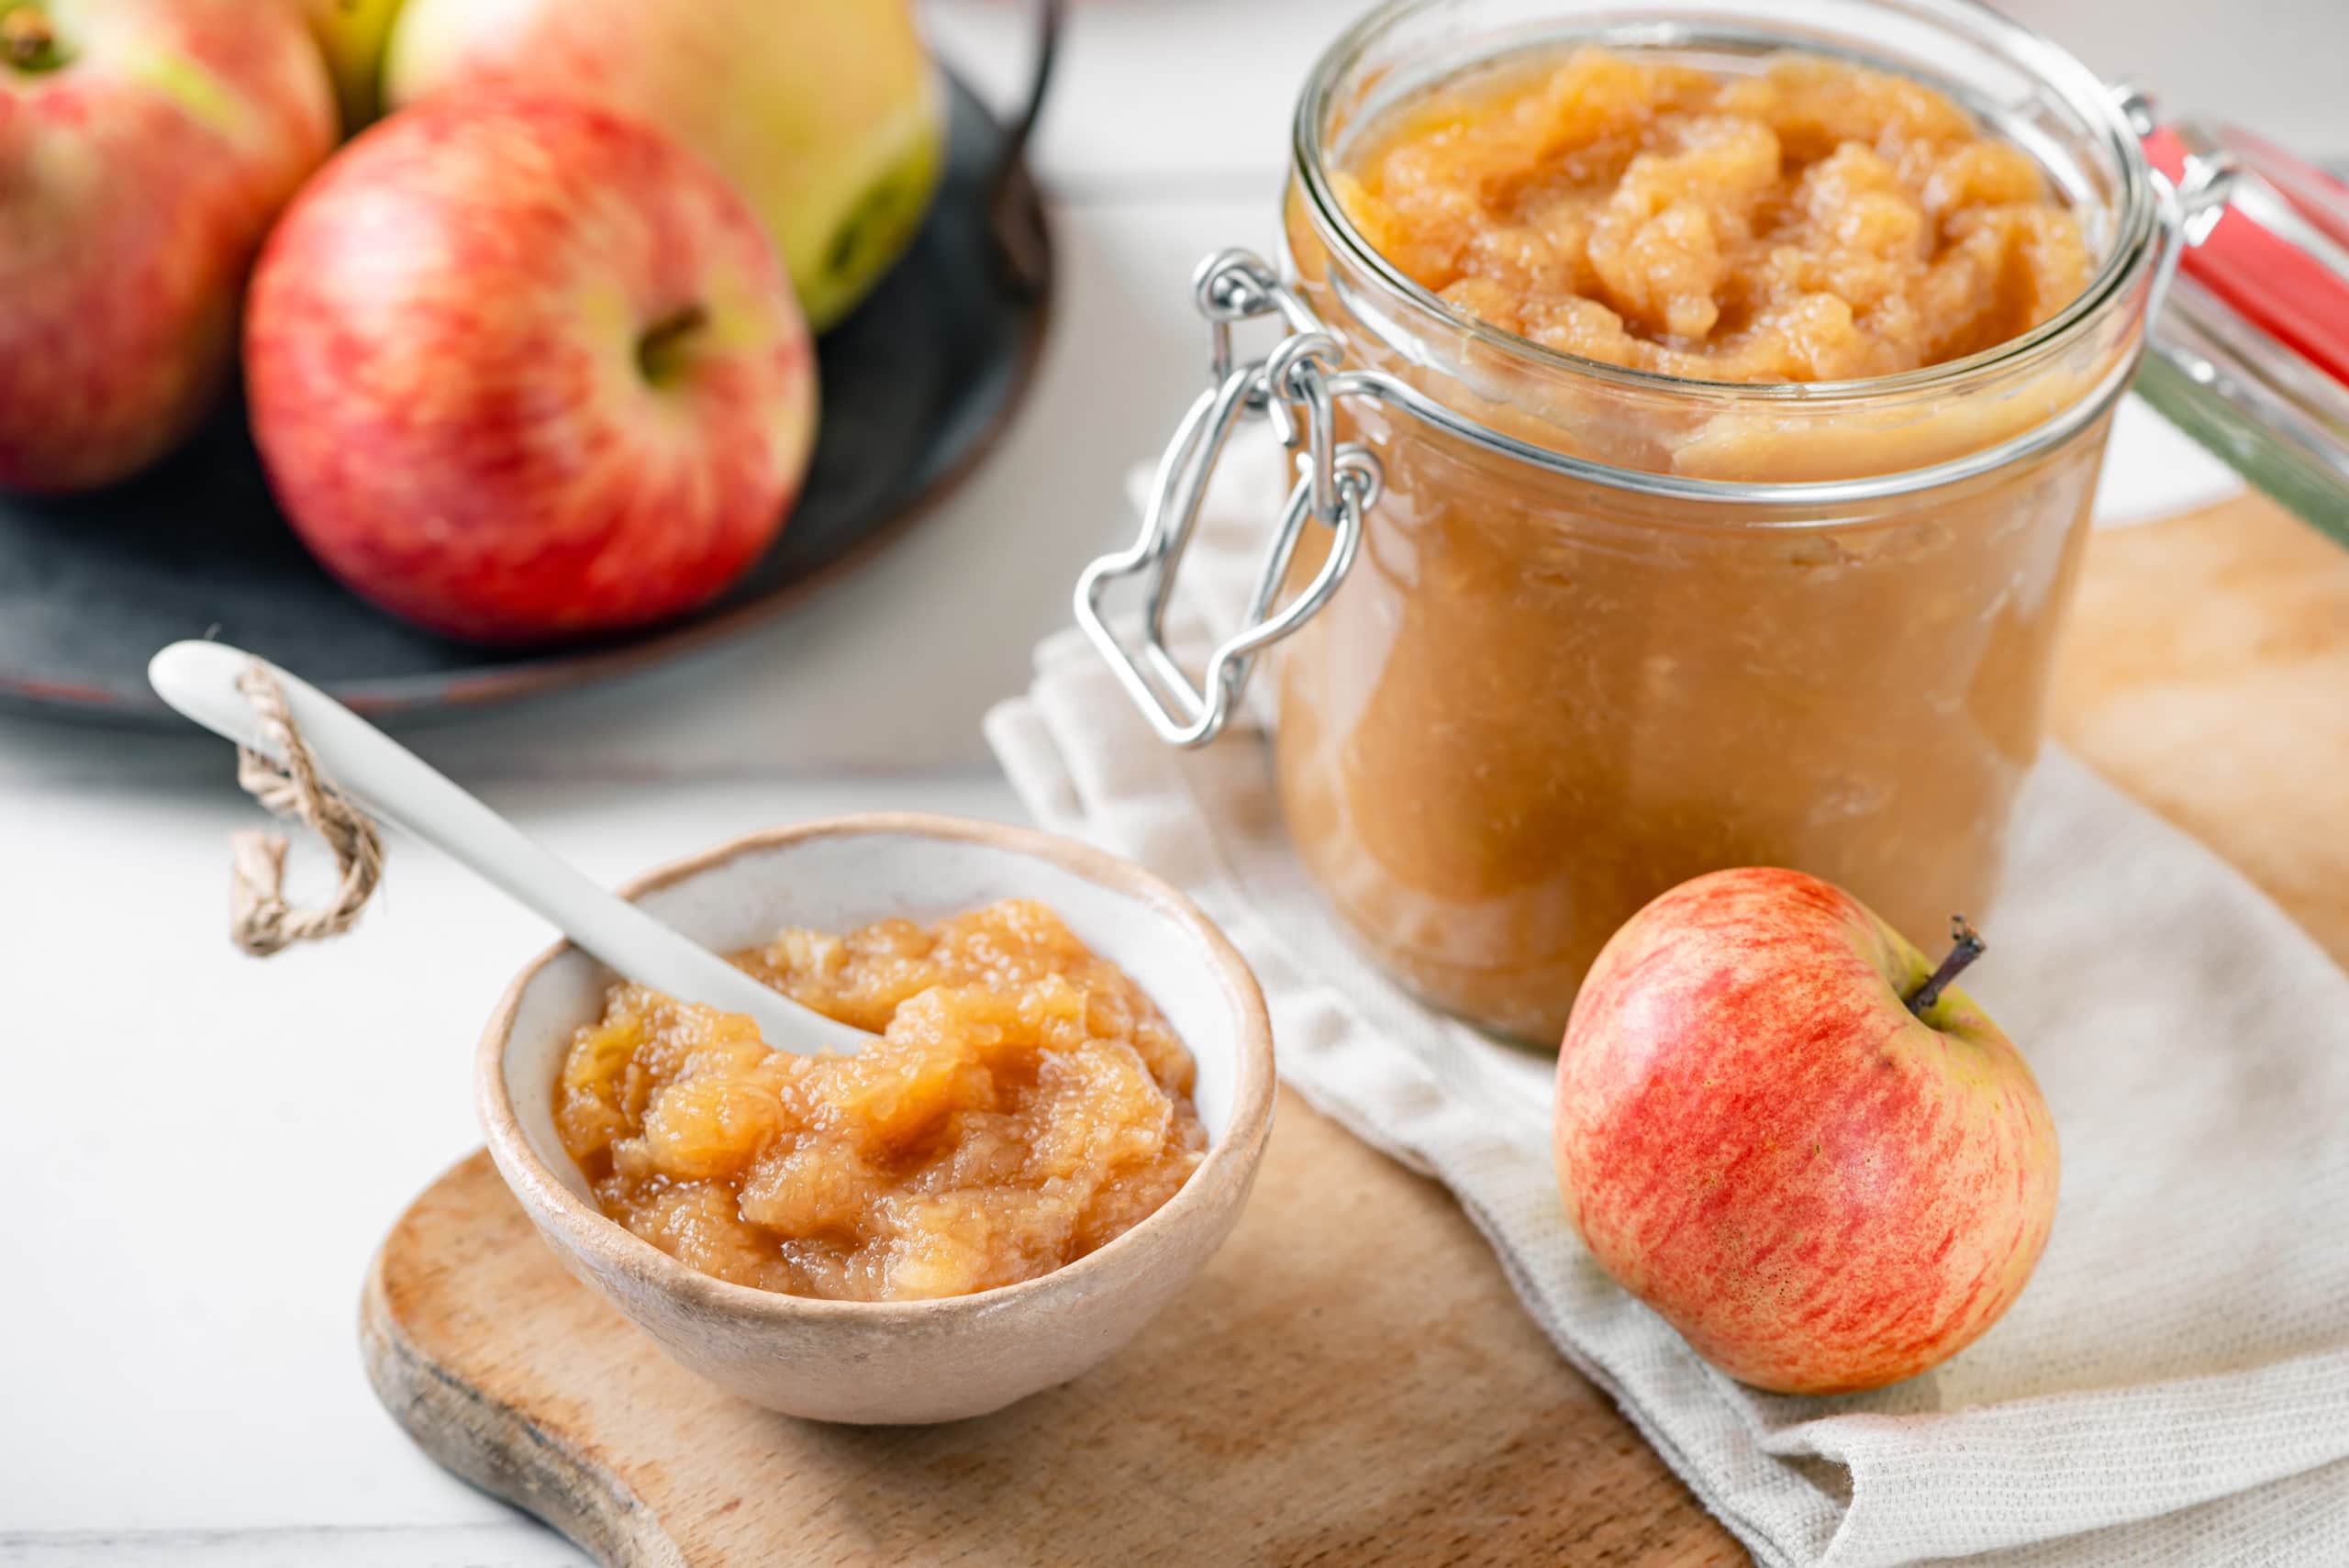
left=985, top=432, right=2349, bottom=1566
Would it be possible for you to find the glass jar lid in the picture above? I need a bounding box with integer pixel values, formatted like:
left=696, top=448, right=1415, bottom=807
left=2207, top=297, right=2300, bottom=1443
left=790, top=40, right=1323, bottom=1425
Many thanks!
left=2138, top=112, right=2349, bottom=545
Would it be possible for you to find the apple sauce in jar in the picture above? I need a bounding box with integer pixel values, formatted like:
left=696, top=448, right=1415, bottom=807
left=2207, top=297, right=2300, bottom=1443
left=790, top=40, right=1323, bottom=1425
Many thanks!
left=1074, top=0, right=2183, bottom=1047
left=553, top=899, right=1207, bottom=1300
left=1333, top=49, right=2093, bottom=384
left=1268, top=43, right=2126, bottom=1043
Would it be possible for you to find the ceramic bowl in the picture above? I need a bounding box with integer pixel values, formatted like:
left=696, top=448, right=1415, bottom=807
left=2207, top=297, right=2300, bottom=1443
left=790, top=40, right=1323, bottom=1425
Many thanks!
left=477, top=812, right=1276, bottom=1425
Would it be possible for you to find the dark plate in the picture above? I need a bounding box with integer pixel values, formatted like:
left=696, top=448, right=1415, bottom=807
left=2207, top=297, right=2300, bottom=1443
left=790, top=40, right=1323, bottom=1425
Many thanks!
left=0, top=75, right=1052, bottom=723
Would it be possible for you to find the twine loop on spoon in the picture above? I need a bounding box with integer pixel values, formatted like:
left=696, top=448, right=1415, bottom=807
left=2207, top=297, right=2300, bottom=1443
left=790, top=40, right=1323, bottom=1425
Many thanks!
left=228, top=661, right=385, bottom=954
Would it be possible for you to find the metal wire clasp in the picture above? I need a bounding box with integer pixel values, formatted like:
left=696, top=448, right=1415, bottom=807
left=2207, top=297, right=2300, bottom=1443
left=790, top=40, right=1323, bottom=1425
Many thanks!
left=1074, top=250, right=1384, bottom=747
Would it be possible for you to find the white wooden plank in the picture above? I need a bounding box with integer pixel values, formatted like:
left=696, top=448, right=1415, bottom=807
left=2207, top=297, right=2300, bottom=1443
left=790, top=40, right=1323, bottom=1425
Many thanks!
left=927, top=0, right=2349, bottom=188
left=927, top=0, right=1351, bottom=191
left=0, top=775, right=1019, bottom=1534
left=2014, top=0, right=2346, bottom=161
left=0, top=1525, right=588, bottom=1567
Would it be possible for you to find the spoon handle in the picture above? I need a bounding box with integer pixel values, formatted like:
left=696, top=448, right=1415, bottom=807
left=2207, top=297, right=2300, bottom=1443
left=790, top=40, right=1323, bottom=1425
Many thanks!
left=148, top=640, right=864, bottom=1056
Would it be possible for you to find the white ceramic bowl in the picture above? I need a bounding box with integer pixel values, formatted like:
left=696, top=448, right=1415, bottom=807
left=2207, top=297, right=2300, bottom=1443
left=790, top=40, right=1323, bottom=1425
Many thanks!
left=478, top=813, right=1276, bottom=1424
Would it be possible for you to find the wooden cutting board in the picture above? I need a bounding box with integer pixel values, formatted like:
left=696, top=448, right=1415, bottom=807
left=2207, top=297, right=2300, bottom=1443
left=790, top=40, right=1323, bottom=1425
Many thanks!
left=363, top=493, right=2349, bottom=1568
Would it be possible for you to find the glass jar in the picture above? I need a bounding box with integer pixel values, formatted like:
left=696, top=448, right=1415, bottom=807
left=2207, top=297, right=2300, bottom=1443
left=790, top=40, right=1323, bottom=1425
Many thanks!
left=1077, top=0, right=2239, bottom=1044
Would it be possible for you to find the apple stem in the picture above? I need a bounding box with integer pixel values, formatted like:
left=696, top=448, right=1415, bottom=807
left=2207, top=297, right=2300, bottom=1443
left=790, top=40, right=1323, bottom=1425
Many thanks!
left=0, top=5, right=58, bottom=71
left=635, top=305, right=709, bottom=387
left=1, top=4, right=54, bottom=69
left=1906, top=917, right=1986, bottom=1018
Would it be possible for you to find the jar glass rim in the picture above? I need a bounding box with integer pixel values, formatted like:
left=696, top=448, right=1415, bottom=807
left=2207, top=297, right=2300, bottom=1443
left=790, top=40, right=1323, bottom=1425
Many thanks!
left=1290, top=0, right=2167, bottom=405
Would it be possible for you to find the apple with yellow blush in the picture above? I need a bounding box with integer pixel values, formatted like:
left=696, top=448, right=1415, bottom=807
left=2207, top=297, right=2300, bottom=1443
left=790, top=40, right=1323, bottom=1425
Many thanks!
left=1553, top=868, right=2058, bottom=1395
left=243, top=94, right=817, bottom=642
left=0, top=0, right=334, bottom=493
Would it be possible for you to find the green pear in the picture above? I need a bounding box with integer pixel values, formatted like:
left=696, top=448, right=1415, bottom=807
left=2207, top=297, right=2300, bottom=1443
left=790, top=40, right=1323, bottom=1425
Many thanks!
left=384, top=0, right=945, bottom=331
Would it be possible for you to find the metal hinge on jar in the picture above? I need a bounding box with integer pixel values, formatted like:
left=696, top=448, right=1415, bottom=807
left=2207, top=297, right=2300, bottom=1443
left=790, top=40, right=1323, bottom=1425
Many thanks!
left=1073, top=250, right=1382, bottom=748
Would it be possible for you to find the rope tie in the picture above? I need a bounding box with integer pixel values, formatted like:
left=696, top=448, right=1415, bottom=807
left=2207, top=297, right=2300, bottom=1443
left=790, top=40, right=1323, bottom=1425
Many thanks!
left=228, top=662, right=385, bottom=954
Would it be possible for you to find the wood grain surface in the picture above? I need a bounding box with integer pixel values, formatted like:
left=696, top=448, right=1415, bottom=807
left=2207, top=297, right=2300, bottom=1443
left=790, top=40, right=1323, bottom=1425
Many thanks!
left=363, top=494, right=2346, bottom=1567
left=2051, top=495, right=2349, bottom=965
left=365, top=1097, right=1741, bottom=1568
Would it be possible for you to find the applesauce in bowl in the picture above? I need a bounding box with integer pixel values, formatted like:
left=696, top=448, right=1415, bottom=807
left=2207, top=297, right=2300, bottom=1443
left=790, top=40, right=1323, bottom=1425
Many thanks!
left=556, top=898, right=1208, bottom=1301
left=480, top=814, right=1275, bottom=1423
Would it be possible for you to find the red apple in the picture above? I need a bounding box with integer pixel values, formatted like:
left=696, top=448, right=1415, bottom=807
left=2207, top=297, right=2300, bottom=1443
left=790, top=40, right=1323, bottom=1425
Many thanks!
left=0, top=0, right=334, bottom=493
left=244, top=93, right=817, bottom=641
left=1553, top=868, right=2057, bottom=1395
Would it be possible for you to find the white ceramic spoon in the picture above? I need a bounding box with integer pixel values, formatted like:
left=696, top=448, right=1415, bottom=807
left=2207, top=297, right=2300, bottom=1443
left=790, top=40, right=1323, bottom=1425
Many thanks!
left=148, top=639, right=871, bottom=1057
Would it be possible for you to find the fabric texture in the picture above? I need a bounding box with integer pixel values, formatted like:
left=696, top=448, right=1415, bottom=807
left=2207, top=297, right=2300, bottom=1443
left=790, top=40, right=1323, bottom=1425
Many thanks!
left=985, top=437, right=2349, bottom=1565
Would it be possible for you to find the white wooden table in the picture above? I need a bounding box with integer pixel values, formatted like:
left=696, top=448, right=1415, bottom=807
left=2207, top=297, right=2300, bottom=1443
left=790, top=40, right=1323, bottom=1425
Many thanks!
left=0, top=3, right=2333, bottom=1562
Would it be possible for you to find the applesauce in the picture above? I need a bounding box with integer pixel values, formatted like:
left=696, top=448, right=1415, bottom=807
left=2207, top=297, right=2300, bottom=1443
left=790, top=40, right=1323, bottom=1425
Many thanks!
left=553, top=899, right=1207, bottom=1301
left=1075, top=0, right=2188, bottom=1044
left=1332, top=49, right=2092, bottom=384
